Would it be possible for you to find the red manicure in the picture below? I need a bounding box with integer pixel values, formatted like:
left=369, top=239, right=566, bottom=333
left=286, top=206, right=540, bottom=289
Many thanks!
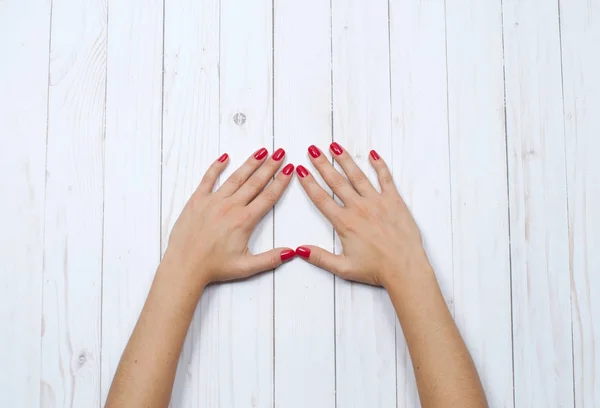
left=282, top=163, right=295, bottom=175
left=370, top=150, right=380, bottom=160
left=308, top=145, right=321, bottom=158
left=254, top=147, right=268, bottom=160
left=273, top=148, right=286, bottom=161
left=218, top=153, right=229, bottom=162
left=296, top=165, right=309, bottom=178
left=330, top=142, right=343, bottom=155
left=295, top=246, right=311, bottom=259
left=280, top=249, right=296, bottom=262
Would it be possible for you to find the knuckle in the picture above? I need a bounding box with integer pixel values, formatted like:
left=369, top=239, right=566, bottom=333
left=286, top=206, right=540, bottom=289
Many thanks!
left=336, top=262, right=352, bottom=278
left=269, top=253, right=280, bottom=269
left=199, top=170, right=215, bottom=185
left=262, top=188, right=279, bottom=206
left=330, top=176, right=347, bottom=188
left=234, top=210, right=253, bottom=227
left=247, top=179, right=264, bottom=191
left=227, top=175, right=245, bottom=189
left=380, top=172, right=394, bottom=184
left=338, top=215, right=356, bottom=234
left=349, top=173, right=366, bottom=185
left=313, top=192, right=330, bottom=206
left=312, top=251, right=323, bottom=267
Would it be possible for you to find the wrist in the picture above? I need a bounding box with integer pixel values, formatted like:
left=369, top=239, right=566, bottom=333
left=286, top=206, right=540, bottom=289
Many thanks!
left=380, top=248, right=433, bottom=291
left=157, top=251, right=210, bottom=300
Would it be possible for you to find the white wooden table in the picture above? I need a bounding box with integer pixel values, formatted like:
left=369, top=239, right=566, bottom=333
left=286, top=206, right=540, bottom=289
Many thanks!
left=1, top=0, right=598, bottom=406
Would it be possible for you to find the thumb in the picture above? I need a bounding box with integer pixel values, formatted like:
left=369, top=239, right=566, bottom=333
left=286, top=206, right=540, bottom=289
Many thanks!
left=295, top=245, right=350, bottom=278
left=235, top=247, right=296, bottom=278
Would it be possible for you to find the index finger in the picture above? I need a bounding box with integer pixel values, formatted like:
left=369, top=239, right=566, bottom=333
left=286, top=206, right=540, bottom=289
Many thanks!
left=296, top=165, right=342, bottom=222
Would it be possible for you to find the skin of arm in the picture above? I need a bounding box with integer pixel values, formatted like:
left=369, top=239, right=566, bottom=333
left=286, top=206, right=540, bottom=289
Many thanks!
left=105, top=148, right=296, bottom=408
left=296, top=143, right=488, bottom=408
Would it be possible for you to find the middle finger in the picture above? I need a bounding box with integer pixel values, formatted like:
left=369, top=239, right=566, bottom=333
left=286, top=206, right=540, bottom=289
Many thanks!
left=307, top=145, right=359, bottom=204
left=232, top=148, right=286, bottom=204
left=329, top=142, right=378, bottom=197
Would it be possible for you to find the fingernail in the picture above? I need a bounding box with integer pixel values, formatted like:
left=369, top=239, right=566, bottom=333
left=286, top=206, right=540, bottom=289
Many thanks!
left=330, top=142, right=343, bottom=155
left=282, top=163, right=295, bottom=175
left=218, top=153, right=229, bottom=162
left=296, top=165, right=309, bottom=178
left=273, top=148, right=285, bottom=161
left=370, top=150, right=380, bottom=160
left=308, top=145, right=321, bottom=158
left=254, top=147, right=268, bottom=160
left=295, top=246, right=311, bottom=259
left=280, top=249, right=296, bottom=262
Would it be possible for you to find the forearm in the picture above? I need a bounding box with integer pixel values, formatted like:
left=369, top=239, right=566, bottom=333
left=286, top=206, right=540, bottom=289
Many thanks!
left=384, top=256, right=487, bottom=408
left=105, top=256, right=204, bottom=408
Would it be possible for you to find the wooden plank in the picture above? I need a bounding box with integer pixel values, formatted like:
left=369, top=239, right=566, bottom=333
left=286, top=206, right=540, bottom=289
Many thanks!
left=0, top=0, right=51, bottom=406
left=215, top=0, right=274, bottom=405
left=331, top=0, right=396, bottom=406
left=560, top=0, right=600, bottom=405
left=273, top=0, right=335, bottom=406
left=40, top=0, right=107, bottom=405
left=161, top=0, right=220, bottom=404
left=100, top=0, right=163, bottom=403
left=389, top=0, right=453, bottom=406
left=445, top=0, right=514, bottom=406
left=503, top=0, right=574, bottom=405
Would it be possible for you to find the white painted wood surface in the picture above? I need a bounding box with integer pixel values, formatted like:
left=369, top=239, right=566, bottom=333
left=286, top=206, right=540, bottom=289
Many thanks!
left=561, top=0, right=600, bottom=406
left=273, top=0, right=335, bottom=406
left=215, top=0, right=274, bottom=405
left=40, top=0, right=107, bottom=406
left=101, top=0, right=163, bottom=404
left=162, top=0, right=219, bottom=405
left=2, top=0, right=600, bottom=406
left=389, top=0, right=453, bottom=405
left=0, top=1, right=51, bottom=406
left=446, top=0, right=514, bottom=406
left=331, top=1, right=396, bottom=406
left=503, top=0, right=573, bottom=406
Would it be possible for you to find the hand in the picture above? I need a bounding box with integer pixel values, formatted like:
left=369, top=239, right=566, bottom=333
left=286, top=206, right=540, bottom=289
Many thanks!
left=295, top=143, right=428, bottom=287
left=164, top=147, right=296, bottom=291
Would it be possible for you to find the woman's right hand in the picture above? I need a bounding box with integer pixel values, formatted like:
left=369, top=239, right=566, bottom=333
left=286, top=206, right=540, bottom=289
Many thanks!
left=295, top=143, right=429, bottom=288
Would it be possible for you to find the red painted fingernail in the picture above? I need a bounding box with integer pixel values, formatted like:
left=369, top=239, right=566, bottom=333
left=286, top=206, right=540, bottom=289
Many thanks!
left=273, top=148, right=285, bottom=161
left=254, top=147, right=268, bottom=160
left=296, top=165, right=309, bottom=178
left=282, top=163, right=295, bottom=175
left=308, top=145, right=321, bottom=158
left=370, top=150, right=380, bottom=160
left=280, top=249, right=296, bottom=262
left=295, top=246, right=311, bottom=259
left=330, top=142, right=343, bottom=155
left=218, top=153, right=228, bottom=162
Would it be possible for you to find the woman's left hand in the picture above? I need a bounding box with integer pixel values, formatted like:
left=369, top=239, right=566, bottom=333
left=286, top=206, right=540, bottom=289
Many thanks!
left=163, top=147, right=296, bottom=292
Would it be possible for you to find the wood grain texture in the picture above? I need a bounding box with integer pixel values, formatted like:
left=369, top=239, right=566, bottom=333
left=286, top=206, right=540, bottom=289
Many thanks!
left=445, top=0, right=514, bottom=406
left=332, top=0, right=396, bottom=406
left=0, top=1, right=51, bottom=406
left=273, top=0, right=335, bottom=406
left=40, top=0, right=107, bottom=406
left=388, top=0, right=453, bottom=405
left=214, top=0, right=274, bottom=405
left=503, top=0, right=574, bottom=405
left=561, top=0, right=600, bottom=405
left=161, top=0, right=220, bottom=405
left=100, top=0, right=163, bottom=403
